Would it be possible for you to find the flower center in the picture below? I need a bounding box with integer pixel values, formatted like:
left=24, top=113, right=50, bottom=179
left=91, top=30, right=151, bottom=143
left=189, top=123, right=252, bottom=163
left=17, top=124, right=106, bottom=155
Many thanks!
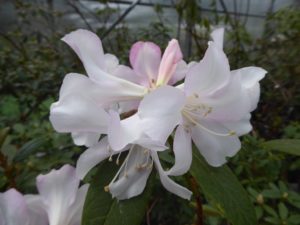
left=181, top=93, right=236, bottom=137
left=104, top=146, right=153, bottom=192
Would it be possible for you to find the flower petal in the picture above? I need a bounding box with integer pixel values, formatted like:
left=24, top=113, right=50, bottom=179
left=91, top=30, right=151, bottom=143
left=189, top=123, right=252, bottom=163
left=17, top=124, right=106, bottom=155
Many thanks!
left=201, top=74, right=251, bottom=121
left=36, top=165, right=80, bottom=225
left=157, top=39, right=183, bottom=85
left=138, top=86, right=186, bottom=143
left=50, top=92, right=109, bottom=134
left=108, top=111, right=143, bottom=151
left=62, top=30, right=147, bottom=100
left=222, top=113, right=252, bottom=136
left=62, top=29, right=105, bottom=76
left=184, top=42, right=230, bottom=96
left=191, top=121, right=241, bottom=167
left=166, top=125, right=192, bottom=176
left=233, top=67, right=267, bottom=88
left=68, top=184, right=89, bottom=225
left=130, top=41, right=161, bottom=86
left=168, top=60, right=188, bottom=85
left=76, top=137, right=125, bottom=180
left=71, top=132, right=100, bottom=147
left=24, top=195, right=48, bottom=225
left=211, top=27, right=224, bottom=49
left=0, top=189, right=30, bottom=225
left=151, top=151, right=192, bottom=200
left=231, top=67, right=267, bottom=111
left=109, top=146, right=152, bottom=200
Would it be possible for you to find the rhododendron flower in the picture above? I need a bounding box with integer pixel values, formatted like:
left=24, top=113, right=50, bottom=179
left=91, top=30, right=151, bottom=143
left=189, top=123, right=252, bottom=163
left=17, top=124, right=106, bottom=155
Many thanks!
left=76, top=136, right=191, bottom=200
left=0, top=189, right=47, bottom=225
left=50, top=29, right=187, bottom=147
left=36, top=164, right=89, bottom=225
left=111, top=28, right=267, bottom=176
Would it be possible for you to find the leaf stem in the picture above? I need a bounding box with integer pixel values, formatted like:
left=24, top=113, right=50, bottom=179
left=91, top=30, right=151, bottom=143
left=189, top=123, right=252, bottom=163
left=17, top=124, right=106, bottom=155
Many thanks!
left=189, top=176, right=204, bottom=225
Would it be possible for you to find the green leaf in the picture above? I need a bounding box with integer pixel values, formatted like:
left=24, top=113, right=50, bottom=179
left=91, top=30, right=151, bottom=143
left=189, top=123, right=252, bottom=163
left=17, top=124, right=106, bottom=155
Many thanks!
left=278, top=203, right=288, bottom=220
left=13, top=137, right=47, bottom=162
left=82, top=159, right=154, bottom=225
left=189, top=150, right=257, bottom=225
left=0, top=127, right=10, bottom=148
left=263, top=139, right=300, bottom=156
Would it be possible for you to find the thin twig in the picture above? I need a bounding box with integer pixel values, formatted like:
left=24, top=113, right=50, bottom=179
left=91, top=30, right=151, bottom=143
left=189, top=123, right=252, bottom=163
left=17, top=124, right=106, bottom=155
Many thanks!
left=101, top=0, right=141, bottom=39
left=146, top=198, right=159, bottom=225
left=68, top=0, right=95, bottom=32
left=190, top=176, right=204, bottom=225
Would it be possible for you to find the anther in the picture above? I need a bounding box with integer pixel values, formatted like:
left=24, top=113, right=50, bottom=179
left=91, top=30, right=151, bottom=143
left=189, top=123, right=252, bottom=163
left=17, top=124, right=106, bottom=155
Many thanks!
left=104, top=185, right=109, bottom=192
left=193, top=93, right=199, bottom=98
left=108, top=155, right=113, bottom=162
left=229, top=131, right=236, bottom=136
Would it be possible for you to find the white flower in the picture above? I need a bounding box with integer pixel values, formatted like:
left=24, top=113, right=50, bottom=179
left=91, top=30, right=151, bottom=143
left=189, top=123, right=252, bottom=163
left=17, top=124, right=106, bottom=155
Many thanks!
left=49, top=29, right=187, bottom=147
left=36, top=164, right=89, bottom=225
left=111, top=28, right=267, bottom=177
left=0, top=189, right=47, bottom=225
left=76, top=137, right=192, bottom=200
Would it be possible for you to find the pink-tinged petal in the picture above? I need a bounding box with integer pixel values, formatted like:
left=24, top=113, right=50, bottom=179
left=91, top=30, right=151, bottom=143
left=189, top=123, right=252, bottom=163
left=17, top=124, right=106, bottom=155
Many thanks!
left=191, top=121, right=241, bottom=167
left=76, top=137, right=127, bottom=179
left=138, top=86, right=185, bottom=143
left=130, top=41, right=161, bottom=86
left=184, top=42, right=230, bottom=96
left=222, top=113, right=252, bottom=136
left=68, top=184, right=89, bottom=225
left=109, top=146, right=152, bottom=200
left=151, top=151, right=192, bottom=200
left=24, top=195, right=48, bottom=225
left=168, top=60, right=188, bottom=85
left=71, top=132, right=100, bottom=147
left=166, top=125, right=192, bottom=176
left=36, top=165, right=80, bottom=225
left=211, top=28, right=224, bottom=49
left=157, top=39, right=183, bottom=85
left=0, top=189, right=30, bottom=225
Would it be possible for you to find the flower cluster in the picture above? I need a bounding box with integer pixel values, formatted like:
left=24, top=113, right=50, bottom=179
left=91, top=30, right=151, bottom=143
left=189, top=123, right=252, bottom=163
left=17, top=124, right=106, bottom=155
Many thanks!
left=0, top=165, right=88, bottom=225
left=49, top=28, right=266, bottom=200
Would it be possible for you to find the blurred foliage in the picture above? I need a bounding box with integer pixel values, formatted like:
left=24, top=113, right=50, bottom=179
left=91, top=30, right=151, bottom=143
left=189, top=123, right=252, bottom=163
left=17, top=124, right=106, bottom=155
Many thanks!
left=0, top=1, right=299, bottom=225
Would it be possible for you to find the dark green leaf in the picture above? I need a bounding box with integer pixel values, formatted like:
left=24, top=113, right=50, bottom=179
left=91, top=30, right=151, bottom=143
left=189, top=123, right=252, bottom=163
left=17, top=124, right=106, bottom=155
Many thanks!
left=263, top=139, right=300, bottom=156
left=14, top=137, right=46, bottom=162
left=190, top=150, right=257, bottom=225
left=82, top=160, right=154, bottom=225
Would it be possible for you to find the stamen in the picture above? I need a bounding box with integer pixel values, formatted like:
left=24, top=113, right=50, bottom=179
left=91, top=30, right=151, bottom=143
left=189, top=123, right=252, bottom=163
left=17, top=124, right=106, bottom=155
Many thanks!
left=116, top=152, right=122, bottom=165
left=193, top=93, right=199, bottom=98
left=107, top=147, right=134, bottom=187
left=182, top=111, right=236, bottom=137
left=104, top=185, right=109, bottom=192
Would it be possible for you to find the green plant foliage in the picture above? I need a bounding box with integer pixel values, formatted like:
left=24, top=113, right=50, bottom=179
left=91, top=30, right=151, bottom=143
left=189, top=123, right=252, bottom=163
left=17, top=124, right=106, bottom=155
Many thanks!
left=190, top=149, right=257, bottom=225
left=263, top=139, right=300, bottom=156
left=82, top=158, right=154, bottom=225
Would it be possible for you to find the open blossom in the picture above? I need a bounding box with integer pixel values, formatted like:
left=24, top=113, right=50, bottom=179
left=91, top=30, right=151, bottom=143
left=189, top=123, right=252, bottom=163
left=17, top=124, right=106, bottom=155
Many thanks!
left=76, top=136, right=192, bottom=200
left=111, top=28, right=267, bottom=176
left=36, top=164, right=89, bottom=225
left=49, top=29, right=187, bottom=147
left=0, top=189, right=47, bottom=225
